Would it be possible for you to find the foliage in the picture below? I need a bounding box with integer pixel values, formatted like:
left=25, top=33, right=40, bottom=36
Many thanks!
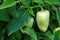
left=0, top=0, right=60, bottom=40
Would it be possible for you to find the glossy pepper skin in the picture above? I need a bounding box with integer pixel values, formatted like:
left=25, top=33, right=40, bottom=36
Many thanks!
left=36, top=10, right=50, bottom=32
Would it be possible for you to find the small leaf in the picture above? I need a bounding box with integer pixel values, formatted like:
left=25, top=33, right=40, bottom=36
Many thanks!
left=21, top=27, right=37, bottom=40
left=28, top=8, right=35, bottom=17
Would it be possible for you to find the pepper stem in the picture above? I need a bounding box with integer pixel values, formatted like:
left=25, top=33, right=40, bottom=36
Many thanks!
left=41, top=6, right=44, bottom=11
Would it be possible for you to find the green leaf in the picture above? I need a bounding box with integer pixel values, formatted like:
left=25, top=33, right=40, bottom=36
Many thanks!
left=32, top=0, right=44, bottom=4
left=23, top=35, right=34, bottom=40
left=9, top=35, right=16, bottom=40
left=56, top=9, right=60, bottom=27
left=54, top=28, right=60, bottom=40
left=45, top=31, right=54, bottom=40
left=14, top=31, right=21, bottom=40
left=0, top=9, right=9, bottom=21
left=9, top=31, right=21, bottom=40
left=0, top=28, right=5, bottom=40
left=49, top=21, right=57, bottom=33
left=17, top=0, right=21, bottom=1
left=36, top=32, right=41, bottom=40
left=21, top=0, right=30, bottom=7
left=23, top=36, right=31, bottom=40
left=28, top=8, right=35, bottom=17
left=36, top=31, right=54, bottom=40
left=44, top=0, right=60, bottom=6
left=0, top=0, right=18, bottom=10
left=8, top=9, right=30, bottom=36
left=21, top=27, right=37, bottom=40
left=8, top=6, right=22, bottom=18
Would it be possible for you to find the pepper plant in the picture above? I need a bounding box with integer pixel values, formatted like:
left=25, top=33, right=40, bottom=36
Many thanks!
left=0, top=0, right=60, bottom=40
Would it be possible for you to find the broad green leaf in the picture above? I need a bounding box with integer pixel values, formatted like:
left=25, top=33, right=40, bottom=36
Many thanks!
left=0, top=9, right=9, bottom=21
left=0, top=0, right=18, bottom=10
left=8, top=9, right=30, bottom=36
left=54, top=28, right=60, bottom=40
left=32, top=0, right=44, bottom=4
left=56, top=9, right=60, bottom=27
left=14, top=31, right=21, bottom=40
left=21, top=0, right=30, bottom=7
left=8, top=6, right=22, bottom=18
left=44, top=0, right=60, bottom=6
left=21, top=27, right=37, bottom=40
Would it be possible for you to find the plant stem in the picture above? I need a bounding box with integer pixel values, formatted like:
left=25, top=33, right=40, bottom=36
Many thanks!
left=20, top=5, right=44, bottom=9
